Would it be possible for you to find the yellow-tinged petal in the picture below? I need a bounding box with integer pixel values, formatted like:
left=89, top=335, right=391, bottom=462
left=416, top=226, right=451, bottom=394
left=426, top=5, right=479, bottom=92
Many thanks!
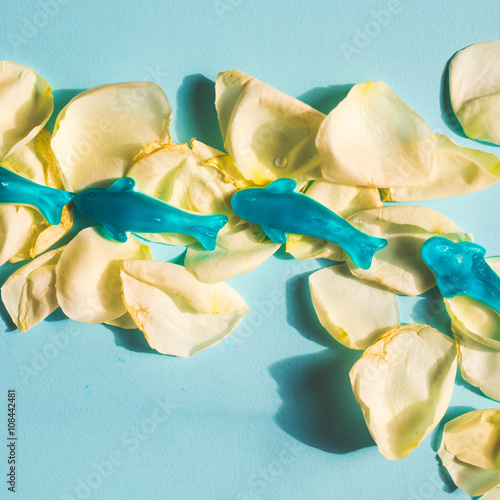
left=127, top=141, right=238, bottom=246
left=4, top=129, right=74, bottom=262
left=381, top=134, right=500, bottom=201
left=317, top=81, right=438, bottom=187
left=350, top=324, right=457, bottom=460
left=0, top=206, right=34, bottom=266
left=190, top=139, right=225, bottom=164
left=482, top=488, right=500, bottom=499
left=105, top=313, right=138, bottom=330
left=0, top=61, right=53, bottom=160
left=120, top=260, right=249, bottom=357
left=453, top=324, right=500, bottom=402
left=286, top=179, right=381, bottom=260
left=184, top=222, right=280, bottom=283
left=1, top=246, right=64, bottom=332
left=51, top=82, right=171, bottom=191
left=345, top=206, right=472, bottom=296
left=55, top=227, right=152, bottom=324
left=449, top=41, right=500, bottom=145
left=216, top=70, right=325, bottom=185
left=309, top=264, right=399, bottom=349
left=444, top=257, right=500, bottom=350
left=438, top=409, right=500, bottom=496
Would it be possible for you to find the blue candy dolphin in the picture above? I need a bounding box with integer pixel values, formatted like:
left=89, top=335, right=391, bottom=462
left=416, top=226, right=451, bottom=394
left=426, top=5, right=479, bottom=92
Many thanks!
left=230, top=178, right=388, bottom=269
left=421, top=236, right=500, bottom=315
left=0, top=164, right=75, bottom=225
left=75, top=177, right=228, bottom=251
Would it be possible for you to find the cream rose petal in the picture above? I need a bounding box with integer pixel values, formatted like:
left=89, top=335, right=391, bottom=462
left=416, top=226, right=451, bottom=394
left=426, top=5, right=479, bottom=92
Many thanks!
left=381, top=134, right=500, bottom=201
left=309, top=264, right=400, bottom=350
left=1, top=246, right=64, bottom=332
left=190, top=139, right=224, bottom=164
left=120, top=260, right=249, bottom=357
left=317, top=81, right=438, bottom=187
left=0, top=61, right=53, bottom=160
left=346, top=206, right=472, bottom=296
left=51, top=82, right=171, bottom=191
left=482, top=488, right=500, bottom=499
left=286, top=179, right=381, bottom=261
left=444, top=257, right=500, bottom=350
left=453, top=324, right=500, bottom=402
left=127, top=141, right=238, bottom=246
left=3, top=129, right=73, bottom=262
left=449, top=41, right=500, bottom=145
left=55, top=227, right=152, bottom=324
left=438, top=409, right=500, bottom=496
left=350, top=323, right=457, bottom=460
left=216, top=70, right=325, bottom=185
left=0, top=206, right=34, bottom=266
left=184, top=222, right=280, bottom=284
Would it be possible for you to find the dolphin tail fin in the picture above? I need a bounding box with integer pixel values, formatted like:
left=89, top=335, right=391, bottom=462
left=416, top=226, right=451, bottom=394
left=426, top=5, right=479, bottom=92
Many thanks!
left=36, top=188, right=76, bottom=225
left=349, top=234, right=388, bottom=270
left=190, top=214, right=228, bottom=251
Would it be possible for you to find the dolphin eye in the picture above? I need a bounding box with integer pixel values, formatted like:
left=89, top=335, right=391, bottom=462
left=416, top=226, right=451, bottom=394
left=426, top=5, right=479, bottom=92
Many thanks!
left=87, top=193, right=96, bottom=200
left=246, top=196, right=257, bottom=202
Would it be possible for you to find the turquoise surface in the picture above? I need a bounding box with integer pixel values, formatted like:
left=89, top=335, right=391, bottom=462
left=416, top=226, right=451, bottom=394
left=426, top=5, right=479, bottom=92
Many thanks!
left=231, top=179, right=388, bottom=269
left=1, top=1, right=500, bottom=499
left=422, top=237, right=500, bottom=315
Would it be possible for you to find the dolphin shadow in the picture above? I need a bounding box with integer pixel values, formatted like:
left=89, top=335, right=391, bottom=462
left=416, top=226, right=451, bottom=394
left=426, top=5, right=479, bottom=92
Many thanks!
left=410, top=288, right=452, bottom=336
left=175, top=74, right=225, bottom=152
left=440, top=52, right=499, bottom=147
left=46, top=89, right=86, bottom=133
left=297, top=83, right=355, bottom=114
left=431, top=405, right=476, bottom=494
left=269, top=348, right=374, bottom=454
left=286, top=270, right=339, bottom=348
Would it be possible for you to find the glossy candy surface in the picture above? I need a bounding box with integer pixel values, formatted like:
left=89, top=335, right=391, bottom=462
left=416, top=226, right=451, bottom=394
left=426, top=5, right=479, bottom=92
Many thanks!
left=75, top=178, right=228, bottom=250
left=230, top=178, right=388, bottom=269
left=421, top=236, right=500, bottom=315
left=0, top=164, right=75, bottom=225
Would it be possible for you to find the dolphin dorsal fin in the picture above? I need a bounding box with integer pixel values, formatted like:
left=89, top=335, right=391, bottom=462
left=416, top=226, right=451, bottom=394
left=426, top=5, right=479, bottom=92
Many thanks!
left=265, top=178, right=296, bottom=193
left=109, top=177, right=136, bottom=192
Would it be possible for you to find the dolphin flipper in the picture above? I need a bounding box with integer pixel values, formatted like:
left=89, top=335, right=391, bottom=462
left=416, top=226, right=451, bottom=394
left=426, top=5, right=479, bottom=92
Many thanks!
left=347, top=235, right=388, bottom=270
left=103, top=223, right=128, bottom=242
left=36, top=189, right=76, bottom=225
left=262, top=225, right=287, bottom=244
left=190, top=214, right=228, bottom=251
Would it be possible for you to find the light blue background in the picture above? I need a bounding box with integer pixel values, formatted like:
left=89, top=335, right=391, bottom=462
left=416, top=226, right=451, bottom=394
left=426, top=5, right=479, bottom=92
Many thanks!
left=1, top=1, right=500, bottom=499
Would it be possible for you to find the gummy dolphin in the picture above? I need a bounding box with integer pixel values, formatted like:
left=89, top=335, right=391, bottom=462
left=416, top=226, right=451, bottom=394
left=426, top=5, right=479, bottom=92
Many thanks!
left=75, top=177, right=228, bottom=251
left=230, top=178, right=388, bottom=269
left=0, top=164, right=75, bottom=225
left=421, top=236, right=500, bottom=315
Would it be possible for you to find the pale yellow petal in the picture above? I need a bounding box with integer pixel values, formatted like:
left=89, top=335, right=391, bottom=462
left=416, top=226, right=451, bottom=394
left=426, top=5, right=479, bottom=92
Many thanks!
left=55, top=227, right=152, bottom=323
left=346, top=206, right=472, bottom=296
left=1, top=246, right=64, bottom=332
left=184, top=222, right=280, bottom=283
left=317, top=81, right=438, bottom=187
left=449, top=41, right=500, bottom=145
left=350, top=324, right=457, bottom=460
left=120, top=260, right=249, bottom=356
left=309, top=264, right=400, bottom=349
left=439, top=409, right=500, bottom=496
left=444, top=257, right=500, bottom=352
left=453, top=324, right=500, bottom=401
left=0, top=61, right=53, bottom=160
left=51, top=82, right=171, bottom=191
left=216, top=70, right=324, bottom=185
left=381, top=134, right=500, bottom=201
